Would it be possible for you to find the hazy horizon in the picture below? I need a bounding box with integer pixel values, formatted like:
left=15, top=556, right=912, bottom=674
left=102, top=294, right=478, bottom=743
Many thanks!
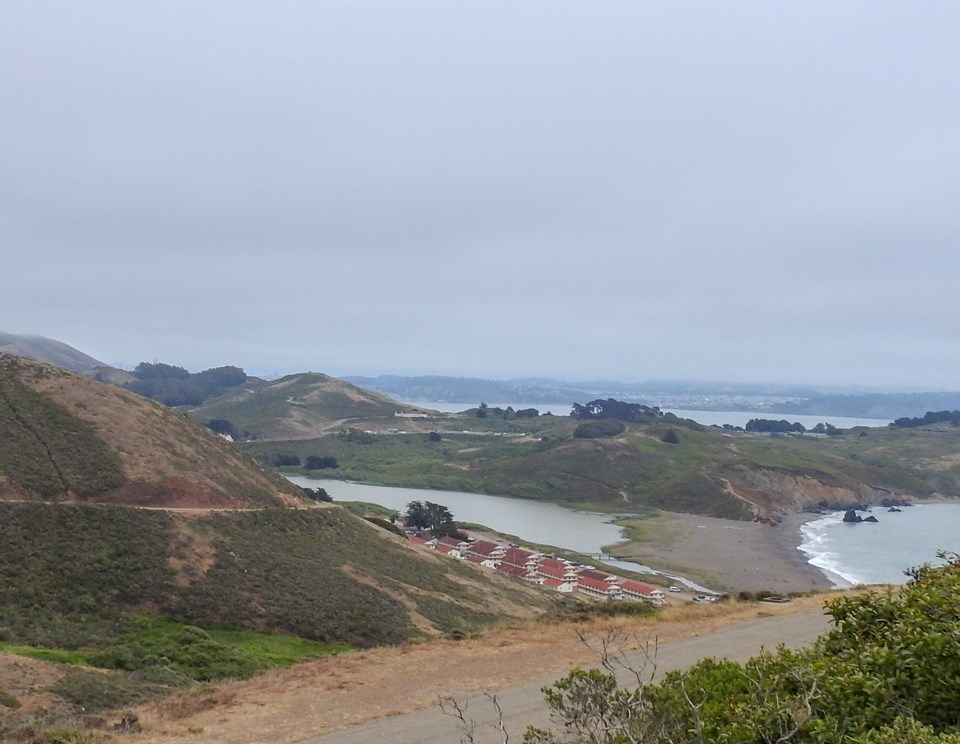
left=5, top=3, right=959, bottom=389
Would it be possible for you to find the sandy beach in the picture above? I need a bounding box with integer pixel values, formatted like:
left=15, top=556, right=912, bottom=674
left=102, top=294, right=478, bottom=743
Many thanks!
left=611, top=511, right=832, bottom=594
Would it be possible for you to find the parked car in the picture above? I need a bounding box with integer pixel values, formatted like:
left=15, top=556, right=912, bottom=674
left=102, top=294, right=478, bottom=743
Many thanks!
left=668, top=586, right=682, bottom=592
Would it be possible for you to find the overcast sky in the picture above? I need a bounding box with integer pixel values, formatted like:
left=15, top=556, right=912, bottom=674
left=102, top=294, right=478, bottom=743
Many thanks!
left=3, top=2, right=959, bottom=389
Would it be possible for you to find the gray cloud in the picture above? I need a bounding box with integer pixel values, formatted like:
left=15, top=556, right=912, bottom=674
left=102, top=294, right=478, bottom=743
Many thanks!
left=3, top=1, right=960, bottom=388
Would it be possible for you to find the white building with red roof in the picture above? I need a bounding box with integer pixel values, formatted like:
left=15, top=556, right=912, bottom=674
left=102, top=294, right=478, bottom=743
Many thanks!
left=543, top=577, right=576, bottom=593
left=619, top=580, right=663, bottom=604
left=500, top=547, right=540, bottom=572
left=536, top=558, right=578, bottom=582
left=576, top=576, right=620, bottom=600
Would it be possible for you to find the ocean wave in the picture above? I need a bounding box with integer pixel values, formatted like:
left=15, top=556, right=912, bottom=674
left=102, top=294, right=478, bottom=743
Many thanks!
left=799, top=513, right=861, bottom=587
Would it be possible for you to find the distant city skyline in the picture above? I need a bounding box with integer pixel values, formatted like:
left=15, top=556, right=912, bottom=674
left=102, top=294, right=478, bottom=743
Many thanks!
left=4, top=3, right=960, bottom=389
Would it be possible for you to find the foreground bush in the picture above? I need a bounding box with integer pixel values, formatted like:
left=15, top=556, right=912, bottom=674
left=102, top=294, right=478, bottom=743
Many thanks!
left=526, top=552, right=960, bottom=743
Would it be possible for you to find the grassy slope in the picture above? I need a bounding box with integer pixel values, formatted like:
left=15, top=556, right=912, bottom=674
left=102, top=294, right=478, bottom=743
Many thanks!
left=187, top=372, right=409, bottom=439
left=244, top=416, right=960, bottom=519
left=0, top=502, right=549, bottom=651
left=0, top=355, right=303, bottom=507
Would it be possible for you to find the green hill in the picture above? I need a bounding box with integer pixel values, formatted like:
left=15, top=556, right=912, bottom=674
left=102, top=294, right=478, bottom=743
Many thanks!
left=0, top=355, right=550, bottom=739
left=187, top=371, right=418, bottom=440
left=0, top=354, right=302, bottom=507
left=245, top=409, right=960, bottom=521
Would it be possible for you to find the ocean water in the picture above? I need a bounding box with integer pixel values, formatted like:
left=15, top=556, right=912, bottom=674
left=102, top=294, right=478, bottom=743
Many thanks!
left=799, top=503, right=960, bottom=586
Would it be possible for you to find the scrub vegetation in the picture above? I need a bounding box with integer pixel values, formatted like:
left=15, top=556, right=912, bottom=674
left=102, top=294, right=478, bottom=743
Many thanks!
left=524, top=553, right=960, bottom=743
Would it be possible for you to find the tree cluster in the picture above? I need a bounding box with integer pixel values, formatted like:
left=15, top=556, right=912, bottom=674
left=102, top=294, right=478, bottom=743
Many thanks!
left=523, top=552, right=960, bottom=743
left=305, top=455, right=339, bottom=470
left=404, top=500, right=463, bottom=538
left=745, top=418, right=806, bottom=434
left=571, top=399, right=662, bottom=423
left=891, top=410, right=960, bottom=429
left=573, top=419, right=627, bottom=439
left=126, top=362, right=248, bottom=407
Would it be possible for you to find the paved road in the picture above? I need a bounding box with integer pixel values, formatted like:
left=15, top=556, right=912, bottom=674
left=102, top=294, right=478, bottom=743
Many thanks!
left=300, top=608, right=830, bottom=744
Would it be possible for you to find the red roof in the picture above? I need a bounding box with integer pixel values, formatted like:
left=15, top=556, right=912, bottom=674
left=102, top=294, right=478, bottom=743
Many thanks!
left=434, top=544, right=458, bottom=555
left=408, top=535, right=431, bottom=546
left=501, top=547, right=535, bottom=567
left=466, top=554, right=489, bottom=564
left=543, top=577, right=573, bottom=589
left=577, top=576, right=614, bottom=593
left=466, top=540, right=500, bottom=557
left=578, top=569, right=615, bottom=582
left=438, top=536, right=466, bottom=548
left=538, top=559, right=575, bottom=579
left=620, top=580, right=656, bottom=596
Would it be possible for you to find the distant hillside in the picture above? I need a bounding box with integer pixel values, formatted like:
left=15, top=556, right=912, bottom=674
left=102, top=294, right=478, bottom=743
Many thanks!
left=0, top=332, right=106, bottom=372
left=189, top=372, right=417, bottom=440
left=345, top=374, right=960, bottom=420
left=248, top=405, right=960, bottom=521
left=0, top=354, right=302, bottom=507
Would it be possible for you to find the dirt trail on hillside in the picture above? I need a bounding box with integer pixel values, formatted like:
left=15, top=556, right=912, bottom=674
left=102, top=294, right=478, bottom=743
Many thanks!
left=127, top=594, right=836, bottom=744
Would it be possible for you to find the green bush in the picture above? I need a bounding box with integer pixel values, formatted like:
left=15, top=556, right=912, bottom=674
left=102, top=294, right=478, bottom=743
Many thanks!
left=528, top=552, right=960, bottom=743
left=572, top=419, right=627, bottom=439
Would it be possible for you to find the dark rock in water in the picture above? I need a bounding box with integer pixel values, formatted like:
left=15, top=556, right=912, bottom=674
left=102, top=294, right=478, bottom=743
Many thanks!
left=863, top=515, right=879, bottom=523
left=888, top=507, right=902, bottom=512
left=843, top=509, right=863, bottom=523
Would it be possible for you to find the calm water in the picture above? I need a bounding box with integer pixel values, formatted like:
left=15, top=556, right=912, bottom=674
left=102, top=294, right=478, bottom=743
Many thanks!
left=799, top=503, right=960, bottom=586
left=404, top=402, right=890, bottom=429
left=285, top=476, right=713, bottom=590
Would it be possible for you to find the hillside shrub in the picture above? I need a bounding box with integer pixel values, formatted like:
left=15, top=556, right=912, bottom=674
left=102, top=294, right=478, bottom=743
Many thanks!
left=527, top=552, right=960, bottom=743
left=572, top=419, right=626, bottom=439
left=0, top=360, right=125, bottom=497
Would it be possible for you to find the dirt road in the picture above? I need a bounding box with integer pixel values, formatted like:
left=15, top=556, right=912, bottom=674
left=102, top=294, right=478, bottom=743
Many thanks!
left=299, top=607, right=830, bottom=744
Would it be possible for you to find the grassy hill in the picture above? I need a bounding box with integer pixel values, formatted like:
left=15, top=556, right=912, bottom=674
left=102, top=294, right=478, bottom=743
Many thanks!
left=187, top=371, right=418, bottom=440
left=0, top=356, right=552, bottom=740
left=0, top=354, right=303, bottom=507
left=244, top=410, right=960, bottom=521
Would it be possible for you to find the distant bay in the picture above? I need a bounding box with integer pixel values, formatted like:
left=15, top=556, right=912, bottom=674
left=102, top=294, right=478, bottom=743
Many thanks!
left=406, top=402, right=891, bottom=429
left=799, top=503, right=960, bottom=586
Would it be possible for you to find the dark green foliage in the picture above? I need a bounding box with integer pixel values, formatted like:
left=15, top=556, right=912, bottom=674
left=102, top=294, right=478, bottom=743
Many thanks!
left=891, top=410, right=960, bottom=428
left=126, top=362, right=247, bottom=407
left=52, top=668, right=167, bottom=712
left=337, top=428, right=375, bottom=444
left=132, top=362, right=191, bottom=380
left=205, top=418, right=237, bottom=438
left=0, top=502, right=532, bottom=655
left=0, top=689, right=21, bottom=709
left=0, top=360, right=125, bottom=497
left=427, top=431, right=442, bottom=442
left=573, top=419, right=627, bottom=439
left=364, top=516, right=405, bottom=536
left=746, top=418, right=806, bottom=433
left=305, top=455, right=339, bottom=470
left=0, top=503, right=175, bottom=647
left=301, top=486, right=333, bottom=502
left=405, top=500, right=455, bottom=532
left=90, top=623, right=258, bottom=681
left=660, top=428, right=679, bottom=444
left=571, top=399, right=662, bottom=422
left=812, top=422, right=844, bottom=436
left=545, top=598, right=658, bottom=623
left=530, top=553, right=960, bottom=743
left=263, top=452, right=301, bottom=467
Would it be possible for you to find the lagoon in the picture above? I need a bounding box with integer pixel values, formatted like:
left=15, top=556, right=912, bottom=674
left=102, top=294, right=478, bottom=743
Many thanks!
left=285, top=476, right=712, bottom=590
